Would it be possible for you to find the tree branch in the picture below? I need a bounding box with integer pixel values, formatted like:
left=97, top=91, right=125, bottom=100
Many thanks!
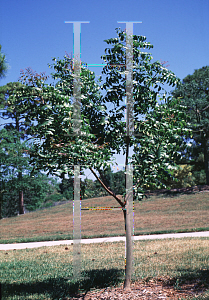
left=90, top=167, right=124, bottom=207
left=200, top=104, right=209, bottom=112
left=97, top=169, right=110, bottom=189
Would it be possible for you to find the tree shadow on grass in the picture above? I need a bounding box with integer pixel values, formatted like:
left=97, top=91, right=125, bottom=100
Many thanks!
left=2, top=268, right=124, bottom=299
left=163, top=267, right=209, bottom=293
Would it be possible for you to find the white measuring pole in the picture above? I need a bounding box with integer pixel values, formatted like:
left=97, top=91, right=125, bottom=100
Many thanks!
left=118, top=21, right=142, bottom=281
left=64, top=21, right=89, bottom=281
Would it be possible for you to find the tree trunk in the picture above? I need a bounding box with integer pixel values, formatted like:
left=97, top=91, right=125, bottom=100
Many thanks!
left=19, top=190, right=24, bottom=215
left=123, top=199, right=133, bottom=290
left=90, top=166, right=133, bottom=290
left=18, top=169, right=24, bottom=215
left=203, top=139, right=209, bottom=185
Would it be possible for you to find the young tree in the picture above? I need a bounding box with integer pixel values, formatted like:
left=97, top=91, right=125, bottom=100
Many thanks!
left=20, top=29, right=189, bottom=290
left=172, top=66, right=209, bottom=184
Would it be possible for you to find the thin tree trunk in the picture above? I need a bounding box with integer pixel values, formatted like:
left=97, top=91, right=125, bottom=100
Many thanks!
left=90, top=167, right=132, bottom=289
left=19, top=190, right=24, bottom=215
left=123, top=194, right=133, bottom=290
left=203, top=139, right=209, bottom=185
left=18, top=169, right=24, bottom=215
left=123, top=133, right=133, bottom=290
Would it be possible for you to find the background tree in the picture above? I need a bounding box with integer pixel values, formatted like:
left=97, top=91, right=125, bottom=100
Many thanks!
left=0, top=82, right=29, bottom=214
left=0, top=70, right=48, bottom=214
left=92, top=167, right=125, bottom=197
left=0, top=71, right=53, bottom=216
left=0, top=128, right=13, bottom=218
left=0, top=44, right=8, bottom=217
left=19, top=29, right=189, bottom=290
left=172, top=66, right=209, bottom=185
left=0, top=128, right=30, bottom=217
left=0, top=45, right=8, bottom=80
left=160, top=164, right=194, bottom=189
left=0, top=82, right=28, bottom=214
left=0, top=127, right=60, bottom=217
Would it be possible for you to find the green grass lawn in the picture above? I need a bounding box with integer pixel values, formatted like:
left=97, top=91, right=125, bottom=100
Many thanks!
left=0, top=192, right=209, bottom=244
left=1, top=192, right=209, bottom=299
left=1, top=238, right=209, bottom=299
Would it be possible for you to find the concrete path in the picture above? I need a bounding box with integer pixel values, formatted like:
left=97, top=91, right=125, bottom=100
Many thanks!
left=1, top=231, right=209, bottom=251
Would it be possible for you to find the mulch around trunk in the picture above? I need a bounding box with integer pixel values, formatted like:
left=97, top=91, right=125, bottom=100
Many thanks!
left=70, top=277, right=208, bottom=299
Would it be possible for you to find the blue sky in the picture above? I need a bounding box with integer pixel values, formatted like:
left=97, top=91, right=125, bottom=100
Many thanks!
left=1, top=0, right=209, bottom=85
left=0, top=0, right=209, bottom=179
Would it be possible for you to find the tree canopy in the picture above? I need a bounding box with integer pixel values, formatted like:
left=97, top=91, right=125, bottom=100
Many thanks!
left=18, top=29, right=188, bottom=195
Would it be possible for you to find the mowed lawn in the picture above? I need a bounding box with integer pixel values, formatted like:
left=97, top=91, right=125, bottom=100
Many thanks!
left=0, top=192, right=209, bottom=243
left=1, top=238, right=209, bottom=299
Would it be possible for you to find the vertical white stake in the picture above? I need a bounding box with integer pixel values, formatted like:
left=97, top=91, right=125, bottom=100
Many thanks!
left=64, top=21, right=89, bottom=281
left=118, top=21, right=142, bottom=280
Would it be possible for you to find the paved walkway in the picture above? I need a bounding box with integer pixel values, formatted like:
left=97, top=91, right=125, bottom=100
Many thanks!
left=1, top=231, right=209, bottom=251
